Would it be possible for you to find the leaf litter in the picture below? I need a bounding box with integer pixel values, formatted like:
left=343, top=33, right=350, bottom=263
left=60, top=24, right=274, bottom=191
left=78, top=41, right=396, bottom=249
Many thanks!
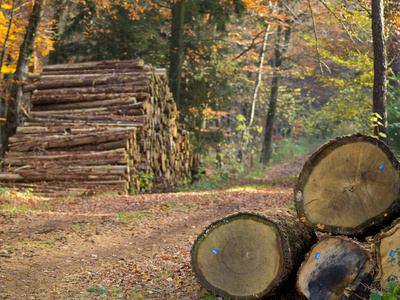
left=0, top=156, right=307, bottom=299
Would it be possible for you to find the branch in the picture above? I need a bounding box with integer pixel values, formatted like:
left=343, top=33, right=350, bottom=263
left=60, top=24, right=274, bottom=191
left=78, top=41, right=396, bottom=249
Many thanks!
left=308, top=0, right=325, bottom=75
left=231, top=30, right=267, bottom=62
left=354, top=0, right=372, bottom=17
left=318, top=0, right=365, bottom=53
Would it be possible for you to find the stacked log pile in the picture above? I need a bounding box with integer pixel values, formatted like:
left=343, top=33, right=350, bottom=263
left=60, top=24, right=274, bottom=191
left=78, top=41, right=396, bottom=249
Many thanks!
left=0, top=60, right=198, bottom=196
left=191, top=133, right=400, bottom=299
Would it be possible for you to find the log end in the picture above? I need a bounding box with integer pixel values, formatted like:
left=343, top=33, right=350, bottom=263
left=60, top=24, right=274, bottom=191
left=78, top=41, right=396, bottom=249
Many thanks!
left=297, top=236, right=375, bottom=300
left=295, top=133, right=400, bottom=236
left=191, top=212, right=285, bottom=299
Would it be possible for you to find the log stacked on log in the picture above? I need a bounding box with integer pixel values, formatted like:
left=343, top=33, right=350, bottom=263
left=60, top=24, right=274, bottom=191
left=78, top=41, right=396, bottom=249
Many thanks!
left=191, top=134, right=400, bottom=299
left=0, top=60, right=198, bottom=196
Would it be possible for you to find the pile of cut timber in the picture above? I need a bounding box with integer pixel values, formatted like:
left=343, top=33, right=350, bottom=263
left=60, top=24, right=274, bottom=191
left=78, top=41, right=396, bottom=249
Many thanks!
left=191, top=134, right=400, bottom=299
left=0, top=60, right=198, bottom=196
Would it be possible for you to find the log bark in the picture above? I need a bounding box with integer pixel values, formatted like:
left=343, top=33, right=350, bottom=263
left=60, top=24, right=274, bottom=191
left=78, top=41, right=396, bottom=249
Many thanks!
left=31, top=98, right=147, bottom=111
left=24, top=77, right=151, bottom=92
left=31, top=91, right=150, bottom=105
left=41, top=59, right=144, bottom=71
left=297, top=236, right=375, bottom=300
left=9, top=131, right=130, bottom=152
left=295, top=133, right=400, bottom=236
left=31, top=85, right=151, bottom=96
left=191, top=209, right=316, bottom=299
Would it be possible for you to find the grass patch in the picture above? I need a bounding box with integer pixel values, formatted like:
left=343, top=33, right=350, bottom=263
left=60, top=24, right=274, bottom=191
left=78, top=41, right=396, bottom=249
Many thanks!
left=0, top=204, right=36, bottom=214
left=0, top=187, right=53, bottom=213
left=117, top=211, right=153, bottom=223
left=180, top=173, right=230, bottom=192
left=226, top=175, right=298, bottom=192
left=87, top=287, right=111, bottom=294
left=199, top=293, right=229, bottom=299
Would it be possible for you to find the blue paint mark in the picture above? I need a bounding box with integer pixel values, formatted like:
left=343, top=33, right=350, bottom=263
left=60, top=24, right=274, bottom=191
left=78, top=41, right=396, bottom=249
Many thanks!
left=390, top=250, right=395, bottom=257
left=211, top=248, right=218, bottom=255
left=379, top=164, right=386, bottom=171
left=315, top=252, right=320, bottom=259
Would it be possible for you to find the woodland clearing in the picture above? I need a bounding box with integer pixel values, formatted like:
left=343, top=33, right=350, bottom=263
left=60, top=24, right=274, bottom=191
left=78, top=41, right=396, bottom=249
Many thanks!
left=0, top=156, right=307, bottom=299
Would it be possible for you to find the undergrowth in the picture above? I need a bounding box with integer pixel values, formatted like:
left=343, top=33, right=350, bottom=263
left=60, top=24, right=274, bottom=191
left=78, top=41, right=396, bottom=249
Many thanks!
left=183, top=136, right=327, bottom=192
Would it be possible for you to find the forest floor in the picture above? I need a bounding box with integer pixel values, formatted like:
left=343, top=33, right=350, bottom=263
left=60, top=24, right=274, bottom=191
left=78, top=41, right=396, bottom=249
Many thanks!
left=0, top=155, right=308, bottom=299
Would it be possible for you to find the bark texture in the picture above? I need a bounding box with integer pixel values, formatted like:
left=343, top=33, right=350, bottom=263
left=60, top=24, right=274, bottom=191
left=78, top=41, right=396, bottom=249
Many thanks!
left=371, top=0, right=388, bottom=143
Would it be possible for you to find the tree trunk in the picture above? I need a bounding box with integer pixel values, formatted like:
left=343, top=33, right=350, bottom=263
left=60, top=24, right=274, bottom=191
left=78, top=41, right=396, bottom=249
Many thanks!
left=191, top=209, right=316, bottom=299
left=295, top=133, right=400, bottom=236
left=248, top=23, right=271, bottom=129
left=48, top=0, right=69, bottom=64
left=0, top=0, right=44, bottom=157
left=168, top=0, right=185, bottom=108
left=371, top=0, right=388, bottom=143
left=373, top=218, right=400, bottom=289
left=0, top=0, right=15, bottom=72
left=260, top=17, right=292, bottom=166
left=297, top=236, right=375, bottom=300
left=387, top=0, right=400, bottom=84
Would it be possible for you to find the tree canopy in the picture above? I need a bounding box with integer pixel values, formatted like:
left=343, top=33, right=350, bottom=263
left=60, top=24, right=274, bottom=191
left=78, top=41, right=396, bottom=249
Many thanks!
left=0, top=0, right=398, bottom=165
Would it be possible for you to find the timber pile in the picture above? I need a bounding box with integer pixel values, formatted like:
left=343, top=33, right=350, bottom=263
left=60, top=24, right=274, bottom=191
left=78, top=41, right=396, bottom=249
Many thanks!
left=0, top=60, right=198, bottom=196
left=191, top=133, right=400, bottom=299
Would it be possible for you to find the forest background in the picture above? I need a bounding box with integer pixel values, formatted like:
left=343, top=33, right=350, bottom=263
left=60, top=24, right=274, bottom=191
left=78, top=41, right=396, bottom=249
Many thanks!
left=1, top=0, right=400, bottom=178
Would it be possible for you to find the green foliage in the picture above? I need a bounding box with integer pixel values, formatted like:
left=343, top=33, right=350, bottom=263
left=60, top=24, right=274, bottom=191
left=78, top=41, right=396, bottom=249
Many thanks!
left=295, top=3, right=373, bottom=138
left=287, top=199, right=296, bottom=210
left=0, top=187, right=12, bottom=203
left=199, top=293, right=229, bottom=300
left=138, top=172, right=154, bottom=193
left=187, top=167, right=230, bottom=192
left=370, top=281, right=400, bottom=300
left=388, top=69, right=400, bottom=154
left=87, top=287, right=111, bottom=294
left=50, top=0, right=169, bottom=65
left=270, top=136, right=328, bottom=165
left=117, top=211, right=153, bottom=223
left=371, top=112, right=387, bottom=139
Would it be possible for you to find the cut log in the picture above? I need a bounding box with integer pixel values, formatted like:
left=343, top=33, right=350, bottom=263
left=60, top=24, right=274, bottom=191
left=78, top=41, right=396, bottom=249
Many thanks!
left=24, top=77, right=150, bottom=92
left=374, top=219, right=400, bottom=288
left=41, top=59, right=145, bottom=71
left=31, top=98, right=146, bottom=111
left=31, top=85, right=150, bottom=96
left=191, top=209, right=316, bottom=299
left=31, top=91, right=150, bottom=105
left=295, top=133, right=400, bottom=236
left=297, top=236, right=375, bottom=300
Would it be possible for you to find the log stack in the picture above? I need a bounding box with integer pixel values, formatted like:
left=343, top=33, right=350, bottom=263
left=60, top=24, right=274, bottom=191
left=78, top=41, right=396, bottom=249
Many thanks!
left=191, top=133, right=400, bottom=299
left=0, top=60, right=198, bottom=196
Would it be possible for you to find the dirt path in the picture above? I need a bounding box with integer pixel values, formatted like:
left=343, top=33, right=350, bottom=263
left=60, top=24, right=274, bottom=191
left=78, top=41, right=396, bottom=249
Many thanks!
left=0, top=157, right=306, bottom=299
